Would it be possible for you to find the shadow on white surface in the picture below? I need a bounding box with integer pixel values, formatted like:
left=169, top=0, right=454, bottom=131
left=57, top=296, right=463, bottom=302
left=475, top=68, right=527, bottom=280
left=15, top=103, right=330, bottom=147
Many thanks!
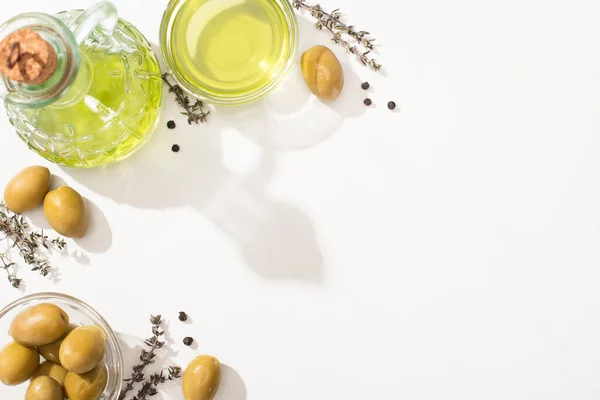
left=161, top=320, right=181, bottom=364
left=27, top=207, right=52, bottom=231
left=57, top=13, right=382, bottom=283
left=118, top=332, right=145, bottom=373
left=61, top=247, right=91, bottom=268
left=75, top=200, right=112, bottom=253
left=63, top=124, right=325, bottom=282
left=203, top=152, right=325, bottom=281
left=215, top=365, right=247, bottom=400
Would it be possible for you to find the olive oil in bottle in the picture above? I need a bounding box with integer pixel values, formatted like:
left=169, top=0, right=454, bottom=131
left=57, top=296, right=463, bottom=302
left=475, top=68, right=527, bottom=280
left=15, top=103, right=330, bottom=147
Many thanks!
left=25, top=46, right=162, bottom=167
left=2, top=6, right=162, bottom=168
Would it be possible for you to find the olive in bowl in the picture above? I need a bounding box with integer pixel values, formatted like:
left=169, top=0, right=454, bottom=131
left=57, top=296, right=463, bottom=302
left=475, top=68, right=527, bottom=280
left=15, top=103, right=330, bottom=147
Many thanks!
left=9, top=303, right=70, bottom=347
left=0, top=341, right=39, bottom=385
left=0, top=293, right=123, bottom=400
left=25, top=376, right=63, bottom=400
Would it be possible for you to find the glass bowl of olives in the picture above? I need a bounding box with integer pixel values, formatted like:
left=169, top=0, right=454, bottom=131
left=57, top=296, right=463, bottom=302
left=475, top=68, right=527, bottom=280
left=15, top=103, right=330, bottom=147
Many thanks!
left=0, top=292, right=123, bottom=400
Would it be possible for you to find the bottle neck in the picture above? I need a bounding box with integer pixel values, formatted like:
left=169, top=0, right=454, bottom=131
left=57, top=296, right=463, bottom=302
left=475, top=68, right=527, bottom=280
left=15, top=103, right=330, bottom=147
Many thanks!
left=0, top=13, right=80, bottom=108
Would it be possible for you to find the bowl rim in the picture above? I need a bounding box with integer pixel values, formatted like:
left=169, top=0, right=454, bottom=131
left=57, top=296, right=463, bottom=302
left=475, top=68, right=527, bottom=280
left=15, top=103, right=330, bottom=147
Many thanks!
left=159, top=0, right=299, bottom=106
left=0, top=292, right=124, bottom=399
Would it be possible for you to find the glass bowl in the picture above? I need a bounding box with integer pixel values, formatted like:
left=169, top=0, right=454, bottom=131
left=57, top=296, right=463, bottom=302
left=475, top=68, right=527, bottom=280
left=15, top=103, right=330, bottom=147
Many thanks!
left=0, top=292, right=123, bottom=400
left=160, top=0, right=299, bottom=105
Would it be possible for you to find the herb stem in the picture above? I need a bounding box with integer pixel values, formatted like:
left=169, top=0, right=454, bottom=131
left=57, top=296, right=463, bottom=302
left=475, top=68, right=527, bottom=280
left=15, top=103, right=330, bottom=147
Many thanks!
left=0, top=253, right=21, bottom=288
left=0, top=202, right=66, bottom=288
left=321, top=19, right=378, bottom=70
left=119, top=315, right=166, bottom=400
left=131, top=366, right=182, bottom=400
left=162, top=73, right=210, bottom=125
left=292, top=1, right=382, bottom=71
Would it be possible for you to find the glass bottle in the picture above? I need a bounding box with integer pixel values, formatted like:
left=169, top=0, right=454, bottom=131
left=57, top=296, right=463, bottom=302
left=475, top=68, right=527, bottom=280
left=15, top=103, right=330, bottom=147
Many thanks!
left=0, top=2, right=162, bottom=168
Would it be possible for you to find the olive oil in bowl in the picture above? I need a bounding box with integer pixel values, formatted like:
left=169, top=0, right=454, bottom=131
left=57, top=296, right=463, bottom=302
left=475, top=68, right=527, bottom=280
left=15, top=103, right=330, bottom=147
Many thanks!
left=161, top=0, right=298, bottom=105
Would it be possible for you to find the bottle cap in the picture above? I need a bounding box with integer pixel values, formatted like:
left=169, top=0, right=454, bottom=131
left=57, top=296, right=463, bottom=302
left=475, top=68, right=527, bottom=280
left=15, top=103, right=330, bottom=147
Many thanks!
left=0, top=29, right=57, bottom=85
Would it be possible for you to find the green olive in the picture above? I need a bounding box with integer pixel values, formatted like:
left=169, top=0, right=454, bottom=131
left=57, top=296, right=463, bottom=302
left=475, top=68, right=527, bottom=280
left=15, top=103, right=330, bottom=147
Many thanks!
left=64, top=363, right=107, bottom=400
left=25, top=376, right=63, bottom=400
left=31, top=361, right=68, bottom=386
left=182, top=355, right=221, bottom=400
left=9, top=303, right=70, bottom=347
left=43, top=186, right=88, bottom=238
left=38, top=324, right=76, bottom=364
left=59, top=325, right=105, bottom=374
left=4, top=166, right=51, bottom=213
left=300, top=45, right=344, bottom=101
left=0, top=341, right=39, bottom=385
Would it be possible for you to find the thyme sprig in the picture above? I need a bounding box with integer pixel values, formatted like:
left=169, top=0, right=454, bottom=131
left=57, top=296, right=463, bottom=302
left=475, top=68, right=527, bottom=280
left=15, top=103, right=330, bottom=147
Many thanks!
left=162, top=73, right=210, bottom=125
left=119, top=315, right=165, bottom=400
left=132, top=366, right=182, bottom=400
left=0, top=202, right=66, bottom=288
left=120, top=315, right=181, bottom=400
left=0, top=253, right=21, bottom=288
left=292, top=1, right=382, bottom=71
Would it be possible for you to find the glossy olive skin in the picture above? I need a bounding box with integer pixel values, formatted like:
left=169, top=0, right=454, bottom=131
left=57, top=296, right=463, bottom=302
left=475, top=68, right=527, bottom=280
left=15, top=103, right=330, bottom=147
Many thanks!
left=4, top=166, right=51, bottom=213
left=31, top=361, right=68, bottom=386
left=9, top=303, right=70, bottom=347
left=182, top=355, right=221, bottom=400
left=0, top=341, right=39, bottom=385
left=59, top=325, right=105, bottom=374
left=64, top=363, right=107, bottom=400
left=38, top=324, right=76, bottom=364
left=25, top=376, right=64, bottom=400
left=301, top=45, right=344, bottom=101
left=44, top=186, right=88, bottom=238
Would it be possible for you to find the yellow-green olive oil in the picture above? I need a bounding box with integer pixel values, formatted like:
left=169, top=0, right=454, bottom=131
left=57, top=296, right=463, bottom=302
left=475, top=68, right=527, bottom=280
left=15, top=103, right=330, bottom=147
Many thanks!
left=170, top=0, right=292, bottom=96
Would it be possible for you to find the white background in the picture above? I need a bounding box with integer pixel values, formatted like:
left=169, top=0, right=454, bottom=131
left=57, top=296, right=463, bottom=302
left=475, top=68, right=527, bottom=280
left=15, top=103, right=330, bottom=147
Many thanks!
left=1, top=0, right=600, bottom=399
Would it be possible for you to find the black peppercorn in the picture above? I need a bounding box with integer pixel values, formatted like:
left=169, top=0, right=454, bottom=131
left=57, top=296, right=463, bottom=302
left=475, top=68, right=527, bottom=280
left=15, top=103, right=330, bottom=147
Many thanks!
left=364, top=98, right=372, bottom=106
left=167, top=120, right=176, bottom=129
left=183, top=337, right=194, bottom=346
left=171, top=144, right=180, bottom=153
left=388, top=101, right=396, bottom=110
left=178, top=312, right=188, bottom=322
left=361, top=82, right=370, bottom=90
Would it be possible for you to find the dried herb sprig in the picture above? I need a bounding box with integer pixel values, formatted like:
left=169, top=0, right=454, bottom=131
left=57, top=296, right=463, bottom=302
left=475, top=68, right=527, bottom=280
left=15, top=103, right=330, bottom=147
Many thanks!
left=162, top=73, right=210, bottom=125
left=0, top=202, right=66, bottom=288
left=119, top=315, right=165, bottom=400
left=131, top=366, right=182, bottom=400
left=292, top=1, right=382, bottom=71
left=0, top=253, right=21, bottom=288
left=120, top=316, right=181, bottom=400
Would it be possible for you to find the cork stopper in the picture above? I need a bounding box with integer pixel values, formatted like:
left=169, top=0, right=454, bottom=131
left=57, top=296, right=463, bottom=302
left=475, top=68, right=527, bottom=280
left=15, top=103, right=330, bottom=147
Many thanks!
left=0, top=29, right=57, bottom=85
